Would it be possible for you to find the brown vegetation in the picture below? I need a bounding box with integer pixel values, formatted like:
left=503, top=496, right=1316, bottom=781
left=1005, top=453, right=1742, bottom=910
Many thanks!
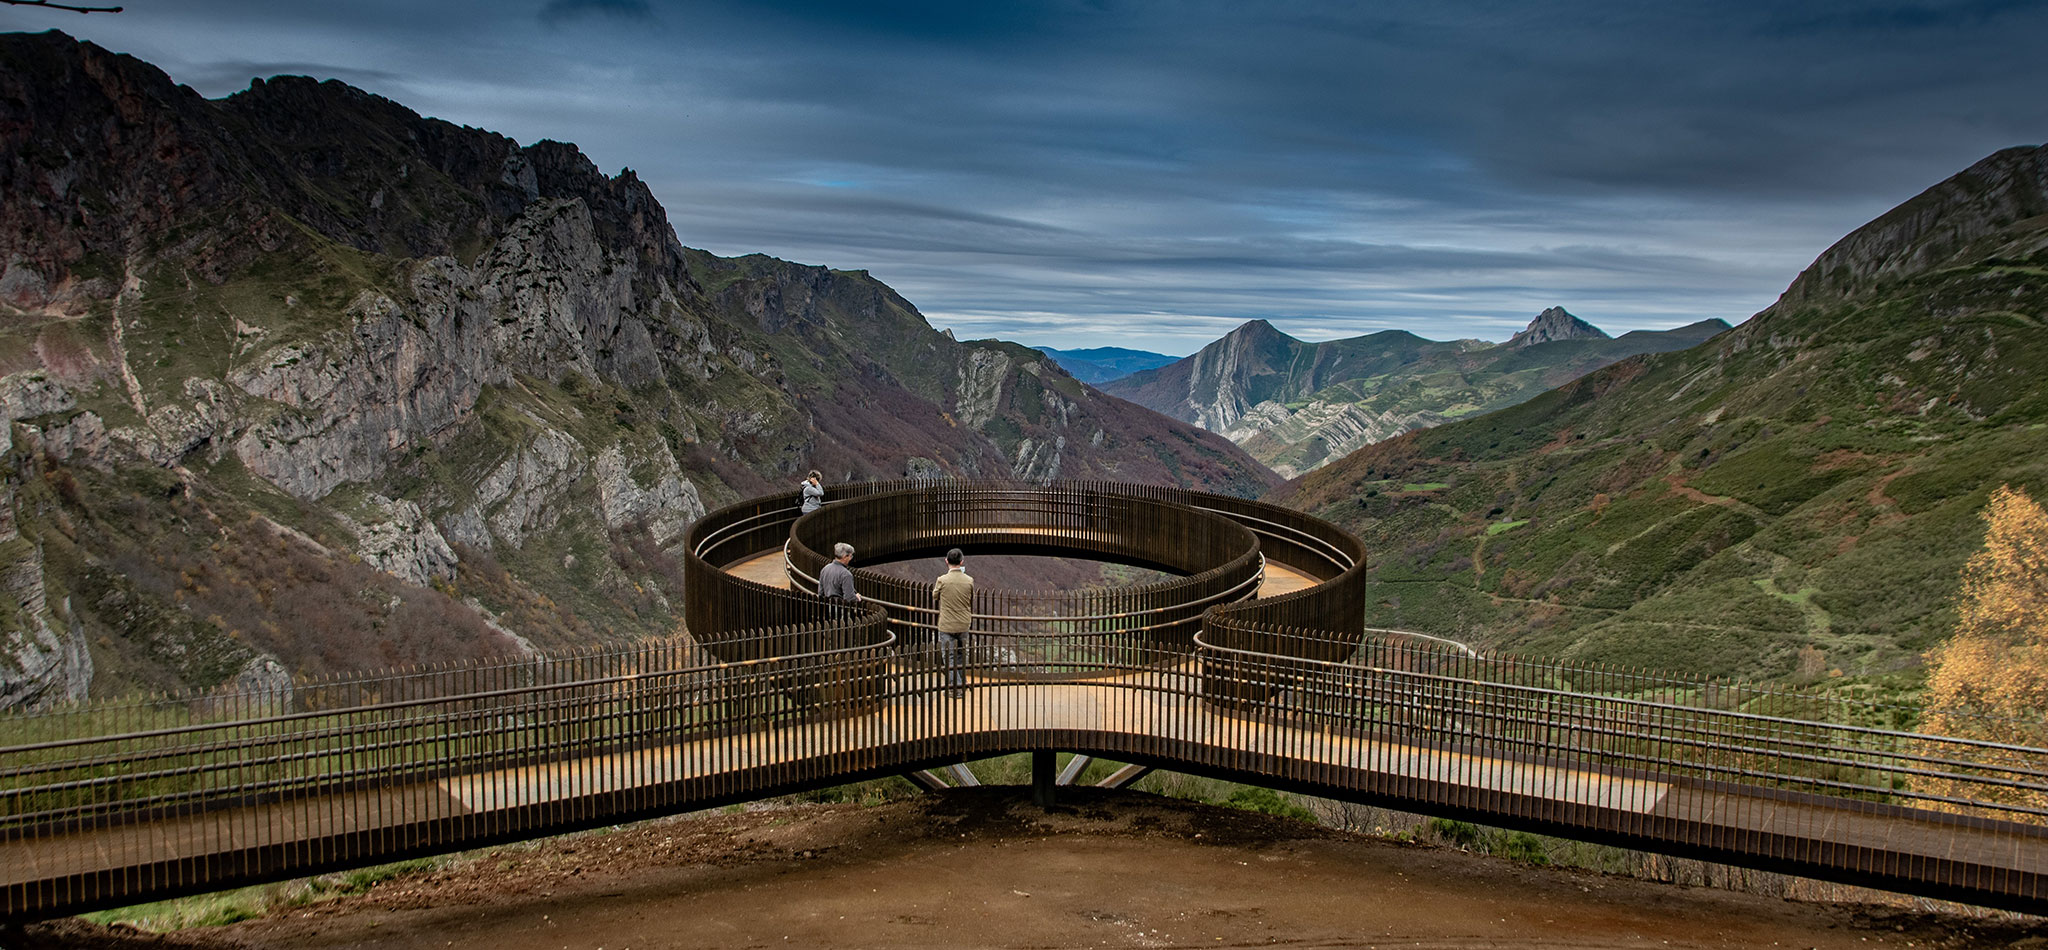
left=1920, top=484, right=2048, bottom=816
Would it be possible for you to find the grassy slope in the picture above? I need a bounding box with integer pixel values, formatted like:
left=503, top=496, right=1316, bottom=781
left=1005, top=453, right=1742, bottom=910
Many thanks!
left=1279, top=229, right=2048, bottom=680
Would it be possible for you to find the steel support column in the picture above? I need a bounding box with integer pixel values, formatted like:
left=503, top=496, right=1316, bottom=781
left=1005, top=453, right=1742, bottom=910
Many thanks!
left=1032, top=751, right=1057, bottom=808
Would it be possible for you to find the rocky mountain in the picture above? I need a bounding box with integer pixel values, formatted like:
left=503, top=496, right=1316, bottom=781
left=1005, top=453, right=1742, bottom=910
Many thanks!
left=1507, top=306, right=1608, bottom=347
left=1102, top=313, right=1728, bottom=478
left=1276, top=143, right=2048, bottom=680
left=0, top=32, right=1277, bottom=709
left=1032, top=345, right=1178, bottom=385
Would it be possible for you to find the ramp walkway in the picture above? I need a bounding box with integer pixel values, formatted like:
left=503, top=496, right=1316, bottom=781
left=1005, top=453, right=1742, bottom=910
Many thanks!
left=2, top=479, right=2044, bottom=919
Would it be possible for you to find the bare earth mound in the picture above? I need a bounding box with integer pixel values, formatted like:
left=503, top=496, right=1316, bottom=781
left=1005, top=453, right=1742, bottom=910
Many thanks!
left=18, top=788, right=2041, bottom=949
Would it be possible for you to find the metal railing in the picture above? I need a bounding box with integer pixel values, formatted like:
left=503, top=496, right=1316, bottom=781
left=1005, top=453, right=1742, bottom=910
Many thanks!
left=0, top=480, right=2044, bottom=919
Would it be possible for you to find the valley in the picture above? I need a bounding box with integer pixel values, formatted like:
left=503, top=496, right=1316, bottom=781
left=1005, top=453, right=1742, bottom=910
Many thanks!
left=1104, top=308, right=1730, bottom=477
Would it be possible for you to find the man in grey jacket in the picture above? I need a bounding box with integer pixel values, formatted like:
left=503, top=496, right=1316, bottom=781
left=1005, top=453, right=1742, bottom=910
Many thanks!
left=818, top=542, right=861, bottom=603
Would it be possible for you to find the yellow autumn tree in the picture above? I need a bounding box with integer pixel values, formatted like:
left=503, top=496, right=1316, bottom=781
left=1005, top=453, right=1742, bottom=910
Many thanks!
left=1919, top=484, right=2048, bottom=818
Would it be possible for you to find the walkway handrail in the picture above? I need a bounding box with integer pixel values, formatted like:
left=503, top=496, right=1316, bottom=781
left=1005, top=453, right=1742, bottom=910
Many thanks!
left=1193, top=628, right=2048, bottom=820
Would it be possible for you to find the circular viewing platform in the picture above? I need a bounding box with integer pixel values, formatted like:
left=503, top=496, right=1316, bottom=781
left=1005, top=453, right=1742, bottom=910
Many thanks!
left=683, top=479, right=1369, bottom=695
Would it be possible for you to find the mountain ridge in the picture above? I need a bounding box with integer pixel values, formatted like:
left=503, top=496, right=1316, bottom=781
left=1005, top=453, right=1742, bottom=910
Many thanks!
left=1103, top=310, right=1729, bottom=477
left=0, top=31, right=1277, bottom=708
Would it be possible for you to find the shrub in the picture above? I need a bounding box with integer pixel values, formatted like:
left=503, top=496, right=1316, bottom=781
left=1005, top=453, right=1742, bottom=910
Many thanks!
left=1222, top=786, right=1317, bottom=823
left=1492, top=831, right=1550, bottom=865
left=1427, top=817, right=1480, bottom=847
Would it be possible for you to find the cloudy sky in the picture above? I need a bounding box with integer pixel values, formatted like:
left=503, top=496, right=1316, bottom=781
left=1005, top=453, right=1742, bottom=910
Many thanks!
left=11, top=1, right=2047, bottom=353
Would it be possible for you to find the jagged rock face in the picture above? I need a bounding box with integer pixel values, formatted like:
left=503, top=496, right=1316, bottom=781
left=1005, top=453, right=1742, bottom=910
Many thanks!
left=1105, top=314, right=1728, bottom=477
left=954, top=349, right=1013, bottom=430
left=1104, top=319, right=1305, bottom=435
left=0, top=373, right=94, bottom=705
left=0, top=32, right=1278, bottom=707
left=1236, top=401, right=1446, bottom=480
left=592, top=444, right=705, bottom=547
left=1508, top=307, right=1609, bottom=347
left=0, top=550, right=92, bottom=711
left=1179, top=322, right=1276, bottom=432
left=225, top=197, right=695, bottom=503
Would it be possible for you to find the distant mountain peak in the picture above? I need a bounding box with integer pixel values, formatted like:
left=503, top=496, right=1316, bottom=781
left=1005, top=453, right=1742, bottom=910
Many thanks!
left=1508, top=307, right=1609, bottom=347
left=1227, top=318, right=1296, bottom=345
left=1032, top=345, right=1177, bottom=385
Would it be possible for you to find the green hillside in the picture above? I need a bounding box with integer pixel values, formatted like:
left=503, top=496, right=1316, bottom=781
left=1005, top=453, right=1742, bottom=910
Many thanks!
left=1277, top=145, right=2048, bottom=681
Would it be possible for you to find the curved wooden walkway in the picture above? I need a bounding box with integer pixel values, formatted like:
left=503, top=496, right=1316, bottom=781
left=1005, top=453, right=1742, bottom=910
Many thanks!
left=5, top=480, right=2047, bottom=919
left=7, top=665, right=2043, bottom=916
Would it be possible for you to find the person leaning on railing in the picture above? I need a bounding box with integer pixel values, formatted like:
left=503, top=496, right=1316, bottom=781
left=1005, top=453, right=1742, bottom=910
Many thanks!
left=934, top=547, right=973, bottom=698
left=799, top=469, right=824, bottom=513
left=819, top=542, right=862, bottom=603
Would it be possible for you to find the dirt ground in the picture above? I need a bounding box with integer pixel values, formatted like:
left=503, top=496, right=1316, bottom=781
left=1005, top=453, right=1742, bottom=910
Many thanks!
left=16, top=787, right=2045, bottom=950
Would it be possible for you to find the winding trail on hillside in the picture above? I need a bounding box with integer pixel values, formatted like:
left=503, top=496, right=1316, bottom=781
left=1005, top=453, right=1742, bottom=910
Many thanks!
left=1661, top=472, right=1765, bottom=518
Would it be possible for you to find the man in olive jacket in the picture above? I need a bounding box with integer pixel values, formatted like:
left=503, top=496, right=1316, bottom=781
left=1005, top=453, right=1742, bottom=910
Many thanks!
left=933, top=548, right=973, bottom=697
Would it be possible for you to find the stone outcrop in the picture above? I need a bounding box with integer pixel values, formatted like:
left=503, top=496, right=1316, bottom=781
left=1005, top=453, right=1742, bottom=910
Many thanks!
left=954, top=349, right=1012, bottom=430
left=0, top=373, right=93, bottom=708
left=1178, top=319, right=1294, bottom=432
left=593, top=444, right=706, bottom=546
left=0, top=551, right=92, bottom=711
left=345, top=495, right=460, bottom=587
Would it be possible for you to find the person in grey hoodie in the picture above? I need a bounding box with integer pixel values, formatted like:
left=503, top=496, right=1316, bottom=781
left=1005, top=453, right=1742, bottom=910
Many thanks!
left=799, top=470, right=824, bottom=513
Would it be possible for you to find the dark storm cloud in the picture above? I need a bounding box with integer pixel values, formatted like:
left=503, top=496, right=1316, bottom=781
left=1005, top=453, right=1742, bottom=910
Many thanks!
left=538, top=0, right=655, bottom=26
left=740, top=0, right=1067, bottom=42
left=28, top=0, right=2048, bottom=353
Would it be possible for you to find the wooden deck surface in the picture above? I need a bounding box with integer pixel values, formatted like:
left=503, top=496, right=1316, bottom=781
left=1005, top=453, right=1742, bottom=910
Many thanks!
left=727, top=553, right=1319, bottom=598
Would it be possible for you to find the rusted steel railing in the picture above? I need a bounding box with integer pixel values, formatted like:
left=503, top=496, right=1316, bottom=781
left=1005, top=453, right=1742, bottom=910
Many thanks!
left=1, top=480, right=2045, bottom=919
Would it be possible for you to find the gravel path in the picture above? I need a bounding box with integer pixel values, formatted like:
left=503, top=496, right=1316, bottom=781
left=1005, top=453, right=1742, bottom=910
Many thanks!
left=14, top=788, right=2040, bottom=949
